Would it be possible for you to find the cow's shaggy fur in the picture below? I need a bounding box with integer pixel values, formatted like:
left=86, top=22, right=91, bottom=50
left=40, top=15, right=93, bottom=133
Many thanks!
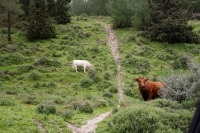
left=136, top=77, right=165, bottom=101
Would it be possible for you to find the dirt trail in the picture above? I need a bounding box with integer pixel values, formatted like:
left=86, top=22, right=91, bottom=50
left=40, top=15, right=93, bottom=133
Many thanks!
left=67, top=111, right=110, bottom=133
left=66, top=23, right=123, bottom=133
left=104, top=24, right=124, bottom=102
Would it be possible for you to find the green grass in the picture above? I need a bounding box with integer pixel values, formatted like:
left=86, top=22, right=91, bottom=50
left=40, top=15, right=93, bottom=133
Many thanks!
left=0, top=15, right=200, bottom=133
left=0, top=16, right=117, bottom=132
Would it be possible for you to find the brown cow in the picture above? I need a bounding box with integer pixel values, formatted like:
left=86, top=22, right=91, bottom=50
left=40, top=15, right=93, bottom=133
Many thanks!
left=135, top=77, right=165, bottom=101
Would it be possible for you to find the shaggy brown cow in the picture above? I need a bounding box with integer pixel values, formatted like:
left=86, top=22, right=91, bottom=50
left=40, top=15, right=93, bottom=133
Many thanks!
left=135, top=77, right=165, bottom=101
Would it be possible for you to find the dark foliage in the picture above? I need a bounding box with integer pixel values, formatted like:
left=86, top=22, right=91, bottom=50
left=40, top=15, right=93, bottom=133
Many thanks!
left=143, top=0, right=199, bottom=43
left=27, top=0, right=56, bottom=40
left=55, top=0, right=71, bottom=24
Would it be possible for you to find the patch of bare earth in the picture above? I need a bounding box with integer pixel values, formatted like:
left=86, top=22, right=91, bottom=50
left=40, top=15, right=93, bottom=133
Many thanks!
left=66, top=23, right=123, bottom=133
left=34, top=119, right=47, bottom=133
left=67, top=112, right=111, bottom=133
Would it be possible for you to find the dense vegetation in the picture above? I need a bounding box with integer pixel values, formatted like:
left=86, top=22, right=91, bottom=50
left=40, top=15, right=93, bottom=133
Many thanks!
left=1, top=0, right=200, bottom=132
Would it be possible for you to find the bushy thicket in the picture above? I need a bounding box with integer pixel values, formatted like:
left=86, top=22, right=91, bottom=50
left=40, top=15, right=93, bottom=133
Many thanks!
left=160, top=58, right=200, bottom=104
left=143, top=0, right=199, bottom=43
left=108, top=99, right=193, bottom=133
left=27, top=0, right=56, bottom=40
left=37, top=100, right=56, bottom=115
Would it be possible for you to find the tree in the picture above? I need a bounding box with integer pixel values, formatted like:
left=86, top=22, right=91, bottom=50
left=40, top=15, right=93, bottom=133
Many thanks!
left=70, top=0, right=86, bottom=15
left=144, top=0, right=199, bottom=43
left=106, top=0, right=134, bottom=28
left=27, top=0, right=56, bottom=40
left=47, top=0, right=56, bottom=17
left=19, top=0, right=30, bottom=16
left=0, top=0, right=24, bottom=42
left=86, top=0, right=109, bottom=16
left=55, top=0, right=71, bottom=24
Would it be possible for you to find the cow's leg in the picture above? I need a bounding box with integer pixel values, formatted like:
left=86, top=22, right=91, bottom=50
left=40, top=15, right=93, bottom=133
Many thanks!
left=140, top=91, right=147, bottom=101
left=84, top=65, right=86, bottom=72
left=147, top=93, right=153, bottom=101
left=75, top=65, right=78, bottom=73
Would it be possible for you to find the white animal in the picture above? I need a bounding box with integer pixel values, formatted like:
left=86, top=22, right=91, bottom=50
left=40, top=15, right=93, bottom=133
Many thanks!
left=72, top=60, right=94, bottom=73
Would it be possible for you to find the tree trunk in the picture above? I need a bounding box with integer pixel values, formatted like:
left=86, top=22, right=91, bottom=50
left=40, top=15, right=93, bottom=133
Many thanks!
left=7, top=10, right=12, bottom=42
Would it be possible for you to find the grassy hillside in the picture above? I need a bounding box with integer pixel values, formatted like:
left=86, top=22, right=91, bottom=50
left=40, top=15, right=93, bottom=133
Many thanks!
left=0, top=16, right=118, bottom=132
left=0, top=15, right=200, bottom=133
left=96, top=19, right=200, bottom=132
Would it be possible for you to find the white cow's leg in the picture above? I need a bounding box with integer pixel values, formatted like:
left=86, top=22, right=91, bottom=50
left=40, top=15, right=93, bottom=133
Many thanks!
left=75, top=65, right=78, bottom=73
left=84, top=66, right=86, bottom=72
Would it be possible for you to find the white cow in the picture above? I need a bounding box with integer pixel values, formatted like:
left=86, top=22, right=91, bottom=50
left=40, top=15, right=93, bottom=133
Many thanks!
left=72, top=60, right=94, bottom=73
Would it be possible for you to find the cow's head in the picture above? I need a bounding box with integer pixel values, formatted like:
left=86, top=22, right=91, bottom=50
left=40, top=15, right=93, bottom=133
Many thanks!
left=90, top=65, right=94, bottom=69
left=135, top=77, right=149, bottom=89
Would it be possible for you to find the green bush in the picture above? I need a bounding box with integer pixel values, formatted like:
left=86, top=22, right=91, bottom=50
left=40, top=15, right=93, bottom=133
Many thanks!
left=80, top=78, right=93, bottom=88
left=5, top=89, right=18, bottom=95
left=34, top=56, right=61, bottom=67
left=37, top=100, right=56, bottom=115
left=124, top=88, right=134, bottom=97
left=96, top=98, right=108, bottom=107
left=160, top=59, right=200, bottom=104
left=102, top=92, right=113, bottom=98
left=172, top=54, right=190, bottom=69
left=103, top=72, right=111, bottom=80
left=17, top=65, right=34, bottom=74
left=0, top=53, right=30, bottom=66
left=59, top=109, right=74, bottom=119
left=0, top=96, right=15, bottom=106
left=22, top=95, right=39, bottom=105
left=78, top=101, right=93, bottom=113
left=29, top=70, right=41, bottom=81
left=108, top=103, right=192, bottom=133
left=87, top=69, right=97, bottom=79
left=85, top=93, right=93, bottom=100
left=97, top=81, right=112, bottom=91
left=49, top=96, right=65, bottom=105
left=109, top=86, right=118, bottom=93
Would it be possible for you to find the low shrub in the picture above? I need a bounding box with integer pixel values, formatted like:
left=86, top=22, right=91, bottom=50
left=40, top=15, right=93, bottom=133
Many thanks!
left=96, top=98, right=107, bottom=107
left=37, top=100, right=56, bottom=115
left=78, top=101, right=93, bottom=113
left=49, top=96, right=65, bottom=105
left=5, top=89, right=18, bottom=95
left=29, top=70, right=41, bottom=81
left=22, top=95, right=39, bottom=105
left=160, top=59, right=200, bottom=104
left=85, top=93, right=93, bottom=100
left=59, top=109, right=74, bottom=119
left=103, top=72, right=111, bottom=80
left=47, top=81, right=56, bottom=89
left=108, top=103, right=192, bottom=133
left=102, top=92, right=113, bottom=98
left=109, top=86, right=118, bottom=93
left=34, top=56, right=61, bottom=67
left=97, top=81, right=112, bottom=91
left=0, top=96, right=15, bottom=106
left=0, top=53, right=30, bottom=66
left=80, top=78, right=93, bottom=88
left=124, top=88, right=134, bottom=97
left=172, top=54, right=190, bottom=69
left=17, top=65, right=34, bottom=75
left=87, top=69, right=97, bottom=79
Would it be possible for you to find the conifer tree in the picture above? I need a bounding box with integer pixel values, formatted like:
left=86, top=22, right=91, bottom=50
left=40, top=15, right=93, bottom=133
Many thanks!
left=55, top=0, right=71, bottom=24
left=27, top=0, right=56, bottom=40
left=47, top=0, right=56, bottom=17
left=144, top=0, right=198, bottom=43
left=1, top=0, right=24, bottom=42
left=19, top=0, right=30, bottom=16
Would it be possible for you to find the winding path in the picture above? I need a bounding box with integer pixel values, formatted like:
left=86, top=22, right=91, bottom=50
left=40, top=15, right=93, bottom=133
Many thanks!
left=66, top=23, right=123, bottom=133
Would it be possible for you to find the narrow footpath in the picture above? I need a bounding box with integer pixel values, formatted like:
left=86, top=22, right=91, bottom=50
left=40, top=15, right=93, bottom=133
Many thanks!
left=66, top=23, right=123, bottom=133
